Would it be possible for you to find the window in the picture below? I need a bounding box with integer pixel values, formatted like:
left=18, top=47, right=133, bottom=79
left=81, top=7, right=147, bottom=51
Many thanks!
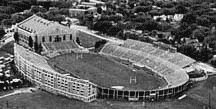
left=70, top=34, right=72, bottom=40
left=49, top=36, right=52, bottom=42
left=42, top=37, right=45, bottom=42
left=63, top=35, right=66, bottom=40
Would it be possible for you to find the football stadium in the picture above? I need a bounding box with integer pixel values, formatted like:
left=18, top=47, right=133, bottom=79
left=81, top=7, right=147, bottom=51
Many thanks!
left=13, top=15, right=196, bottom=102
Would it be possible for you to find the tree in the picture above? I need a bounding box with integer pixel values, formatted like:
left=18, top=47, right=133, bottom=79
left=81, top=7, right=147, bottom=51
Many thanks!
left=76, top=37, right=81, bottom=45
left=11, top=14, right=25, bottom=24
left=28, top=36, right=33, bottom=48
left=193, top=29, right=206, bottom=42
left=116, top=30, right=126, bottom=40
left=1, top=19, right=13, bottom=26
left=38, top=43, right=43, bottom=54
left=132, top=15, right=151, bottom=22
left=177, top=44, right=197, bottom=59
left=196, top=17, right=211, bottom=27
left=210, top=59, right=216, bottom=67
left=136, top=20, right=159, bottom=31
left=14, top=32, right=19, bottom=43
left=0, top=13, right=10, bottom=23
left=59, top=8, right=69, bottom=16
left=97, top=7, right=102, bottom=14
left=197, top=47, right=213, bottom=62
left=181, top=13, right=197, bottom=24
left=133, top=6, right=152, bottom=13
left=162, top=8, right=175, bottom=15
left=22, top=12, right=34, bottom=18
left=0, top=6, right=16, bottom=14
left=0, top=28, right=6, bottom=39
left=175, top=5, right=188, bottom=14
left=107, top=26, right=122, bottom=36
left=109, top=15, right=123, bottom=22
left=161, top=2, right=175, bottom=8
left=93, top=21, right=112, bottom=33
left=85, top=14, right=94, bottom=29
left=95, top=40, right=107, bottom=50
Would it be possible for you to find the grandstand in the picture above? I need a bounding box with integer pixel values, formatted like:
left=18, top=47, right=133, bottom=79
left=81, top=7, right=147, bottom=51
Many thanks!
left=100, top=43, right=188, bottom=88
left=42, top=41, right=79, bottom=52
left=99, top=43, right=190, bottom=101
left=122, top=39, right=196, bottom=68
left=14, top=33, right=193, bottom=102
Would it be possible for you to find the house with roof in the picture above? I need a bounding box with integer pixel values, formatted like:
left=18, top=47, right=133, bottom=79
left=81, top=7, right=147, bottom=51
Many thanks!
left=14, top=14, right=77, bottom=48
left=69, top=5, right=97, bottom=17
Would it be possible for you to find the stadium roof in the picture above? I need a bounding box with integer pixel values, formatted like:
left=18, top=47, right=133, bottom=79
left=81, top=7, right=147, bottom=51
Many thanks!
left=17, top=14, right=74, bottom=36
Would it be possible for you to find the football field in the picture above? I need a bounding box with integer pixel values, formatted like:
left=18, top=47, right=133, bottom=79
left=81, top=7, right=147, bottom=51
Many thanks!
left=48, top=53, right=167, bottom=90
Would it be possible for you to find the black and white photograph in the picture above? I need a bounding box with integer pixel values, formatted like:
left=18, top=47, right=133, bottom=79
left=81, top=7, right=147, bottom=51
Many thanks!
left=0, top=0, right=216, bottom=108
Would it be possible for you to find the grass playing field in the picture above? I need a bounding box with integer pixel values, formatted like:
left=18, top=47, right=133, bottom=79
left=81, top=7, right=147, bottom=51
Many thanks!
left=48, top=53, right=167, bottom=90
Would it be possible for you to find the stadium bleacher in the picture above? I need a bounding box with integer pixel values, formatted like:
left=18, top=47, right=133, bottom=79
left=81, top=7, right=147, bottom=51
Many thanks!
left=100, top=42, right=190, bottom=87
left=121, top=49, right=138, bottom=60
left=42, top=41, right=78, bottom=52
left=150, top=49, right=165, bottom=56
left=100, top=44, right=117, bottom=55
left=122, top=39, right=196, bottom=68
left=112, top=46, right=128, bottom=58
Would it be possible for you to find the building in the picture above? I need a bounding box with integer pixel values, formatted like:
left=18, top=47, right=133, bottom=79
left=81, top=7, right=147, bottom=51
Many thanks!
left=89, top=0, right=105, bottom=5
left=14, top=15, right=76, bottom=48
left=153, top=14, right=184, bottom=22
left=13, top=14, right=195, bottom=102
left=69, top=5, right=97, bottom=17
left=14, top=43, right=97, bottom=102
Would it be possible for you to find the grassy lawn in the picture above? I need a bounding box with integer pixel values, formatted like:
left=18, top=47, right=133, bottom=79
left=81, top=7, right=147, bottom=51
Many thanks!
left=0, top=85, right=214, bottom=109
left=0, top=90, right=107, bottom=109
left=77, top=31, right=102, bottom=48
left=48, top=53, right=167, bottom=90
left=185, top=76, right=216, bottom=109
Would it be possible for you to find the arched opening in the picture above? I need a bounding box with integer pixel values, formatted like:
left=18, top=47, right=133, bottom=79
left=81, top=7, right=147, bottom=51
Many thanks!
left=70, top=34, right=72, bottom=40
left=42, top=37, right=45, bottom=42
left=49, top=36, right=52, bottom=42
left=63, top=35, right=66, bottom=41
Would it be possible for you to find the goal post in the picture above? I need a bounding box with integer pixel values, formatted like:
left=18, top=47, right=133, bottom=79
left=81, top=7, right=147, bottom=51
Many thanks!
left=76, top=53, right=83, bottom=60
left=130, top=76, right=137, bottom=84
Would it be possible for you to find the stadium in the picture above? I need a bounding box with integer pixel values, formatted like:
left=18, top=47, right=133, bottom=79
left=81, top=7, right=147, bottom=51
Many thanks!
left=13, top=15, right=196, bottom=102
